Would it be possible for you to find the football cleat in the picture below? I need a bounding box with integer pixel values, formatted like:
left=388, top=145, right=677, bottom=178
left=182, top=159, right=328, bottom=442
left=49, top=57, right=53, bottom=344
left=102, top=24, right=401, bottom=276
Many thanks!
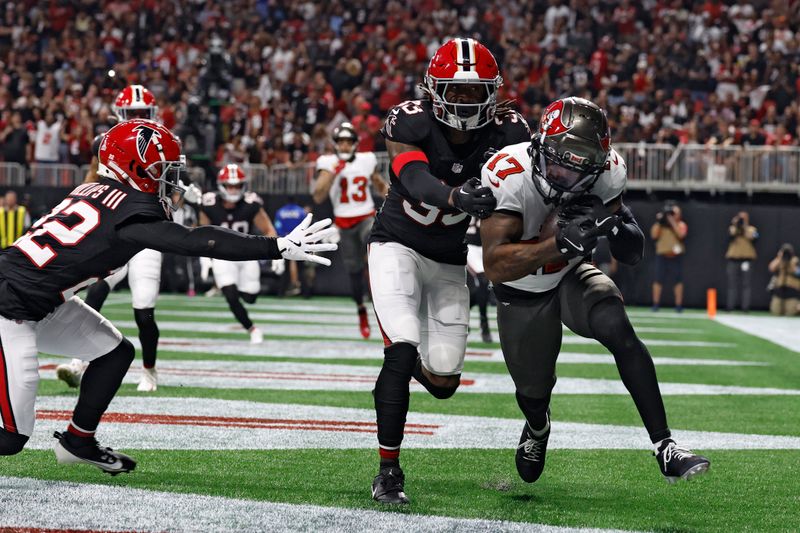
left=372, top=466, right=410, bottom=504
left=358, top=308, right=371, bottom=339
left=655, top=439, right=710, bottom=484
left=53, top=431, right=136, bottom=476
left=249, top=326, right=264, bottom=344
left=55, top=359, right=88, bottom=388
left=515, top=417, right=550, bottom=483
left=480, top=316, right=492, bottom=343
left=137, top=367, right=158, bottom=392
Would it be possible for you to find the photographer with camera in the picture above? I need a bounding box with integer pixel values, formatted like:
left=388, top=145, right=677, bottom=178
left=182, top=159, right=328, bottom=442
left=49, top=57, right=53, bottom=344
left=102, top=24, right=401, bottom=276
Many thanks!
left=650, top=202, right=688, bottom=312
left=767, top=244, right=800, bottom=316
left=725, top=211, right=758, bottom=312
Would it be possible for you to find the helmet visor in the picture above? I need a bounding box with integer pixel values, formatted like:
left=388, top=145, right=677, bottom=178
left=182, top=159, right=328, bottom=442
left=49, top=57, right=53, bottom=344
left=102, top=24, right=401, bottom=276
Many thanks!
left=539, top=151, right=598, bottom=193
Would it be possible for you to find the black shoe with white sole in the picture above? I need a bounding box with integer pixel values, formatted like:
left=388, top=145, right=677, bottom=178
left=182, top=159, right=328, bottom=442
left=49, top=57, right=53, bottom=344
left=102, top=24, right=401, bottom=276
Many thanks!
left=655, top=439, right=710, bottom=484
left=53, top=431, right=136, bottom=476
left=372, top=466, right=410, bottom=504
left=515, top=419, right=550, bottom=483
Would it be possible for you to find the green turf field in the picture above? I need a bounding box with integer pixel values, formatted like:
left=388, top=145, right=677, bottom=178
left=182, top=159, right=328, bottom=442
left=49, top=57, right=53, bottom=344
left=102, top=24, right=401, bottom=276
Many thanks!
left=4, top=294, right=799, bottom=532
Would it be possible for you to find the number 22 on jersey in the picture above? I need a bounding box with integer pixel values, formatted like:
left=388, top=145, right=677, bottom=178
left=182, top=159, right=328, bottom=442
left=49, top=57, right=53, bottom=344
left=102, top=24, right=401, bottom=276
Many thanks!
left=14, top=199, right=101, bottom=268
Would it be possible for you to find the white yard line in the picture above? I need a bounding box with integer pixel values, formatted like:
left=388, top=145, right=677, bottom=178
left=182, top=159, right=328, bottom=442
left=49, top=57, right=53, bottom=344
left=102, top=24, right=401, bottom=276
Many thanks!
left=26, top=397, right=800, bottom=451
left=1, top=476, right=636, bottom=533
left=127, top=336, right=765, bottom=366
left=106, top=320, right=734, bottom=347
left=38, top=359, right=793, bottom=395
left=715, top=314, right=800, bottom=354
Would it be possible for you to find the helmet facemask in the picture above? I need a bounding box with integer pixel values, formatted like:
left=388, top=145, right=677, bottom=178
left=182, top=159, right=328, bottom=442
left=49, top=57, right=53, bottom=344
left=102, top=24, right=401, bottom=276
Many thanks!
left=115, top=106, right=158, bottom=121
left=530, top=134, right=605, bottom=205
left=140, top=155, right=186, bottom=211
left=425, top=77, right=500, bottom=131
left=333, top=135, right=358, bottom=161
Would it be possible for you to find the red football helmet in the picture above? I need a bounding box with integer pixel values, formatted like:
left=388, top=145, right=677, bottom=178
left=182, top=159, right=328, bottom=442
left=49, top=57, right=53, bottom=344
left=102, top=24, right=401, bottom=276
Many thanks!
left=424, top=38, right=502, bottom=131
left=112, top=85, right=158, bottom=121
left=97, top=119, right=186, bottom=208
left=217, top=164, right=249, bottom=203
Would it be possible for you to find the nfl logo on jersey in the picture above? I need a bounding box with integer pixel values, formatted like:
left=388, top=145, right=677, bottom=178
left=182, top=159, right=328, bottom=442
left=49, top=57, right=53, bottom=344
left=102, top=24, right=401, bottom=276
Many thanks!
left=451, top=162, right=463, bottom=173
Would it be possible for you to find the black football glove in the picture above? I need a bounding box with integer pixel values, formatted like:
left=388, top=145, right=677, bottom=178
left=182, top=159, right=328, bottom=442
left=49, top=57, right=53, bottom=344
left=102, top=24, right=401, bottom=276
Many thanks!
left=555, top=197, right=620, bottom=258
left=451, top=177, right=497, bottom=219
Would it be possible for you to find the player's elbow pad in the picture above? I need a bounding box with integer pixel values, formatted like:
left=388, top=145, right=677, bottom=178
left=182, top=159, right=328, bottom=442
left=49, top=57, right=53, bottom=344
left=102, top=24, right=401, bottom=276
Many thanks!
left=609, top=205, right=644, bottom=265
left=394, top=152, right=452, bottom=208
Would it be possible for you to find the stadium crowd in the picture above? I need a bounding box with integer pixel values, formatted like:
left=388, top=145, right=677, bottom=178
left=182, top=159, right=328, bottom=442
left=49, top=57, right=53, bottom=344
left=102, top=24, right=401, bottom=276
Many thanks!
left=1, top=0, right=799, bottom=173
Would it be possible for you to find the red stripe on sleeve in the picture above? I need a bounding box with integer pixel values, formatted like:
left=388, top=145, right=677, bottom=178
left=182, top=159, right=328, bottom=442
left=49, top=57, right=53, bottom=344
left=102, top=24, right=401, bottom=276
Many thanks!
left=391, top=150, right=429, bottom=177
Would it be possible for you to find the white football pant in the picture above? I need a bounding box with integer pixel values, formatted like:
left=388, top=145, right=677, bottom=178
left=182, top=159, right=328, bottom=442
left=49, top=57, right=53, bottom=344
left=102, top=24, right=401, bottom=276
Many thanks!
left=211, top=259, right=261, bottom=295
left=103, top=248, right=162, bottom=309
left=466, top=244, right=485, bottom=276
left=0, top=297, right=123, bottom=436
left=368, top=242, right=469, bottom=376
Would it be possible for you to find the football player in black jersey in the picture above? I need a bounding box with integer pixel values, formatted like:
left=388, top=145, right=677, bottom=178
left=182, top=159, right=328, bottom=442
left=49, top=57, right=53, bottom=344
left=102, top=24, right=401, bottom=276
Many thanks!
left=199, top=164, right=278, bottom=343
left=0, top=119, right=336, bottom=474
left=367, top=38, right=531, bottom=504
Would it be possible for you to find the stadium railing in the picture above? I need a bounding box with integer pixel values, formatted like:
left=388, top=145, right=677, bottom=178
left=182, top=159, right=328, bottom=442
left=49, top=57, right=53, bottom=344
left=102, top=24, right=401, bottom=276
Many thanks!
left=2, top=144, right=799, bottom=194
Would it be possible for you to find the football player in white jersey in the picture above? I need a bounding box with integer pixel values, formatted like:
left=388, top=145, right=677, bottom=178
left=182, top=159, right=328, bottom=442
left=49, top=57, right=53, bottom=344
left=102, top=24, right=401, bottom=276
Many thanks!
left=56, top=85, right=201, bottom=393
left=481, top=97, right=710, bottom=485
left=313, top=123, right=388, bottom=338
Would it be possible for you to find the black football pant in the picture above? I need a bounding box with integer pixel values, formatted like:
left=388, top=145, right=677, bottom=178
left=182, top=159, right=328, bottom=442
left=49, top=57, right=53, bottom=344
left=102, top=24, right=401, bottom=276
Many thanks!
left=496, top=264, right=671, bottom=443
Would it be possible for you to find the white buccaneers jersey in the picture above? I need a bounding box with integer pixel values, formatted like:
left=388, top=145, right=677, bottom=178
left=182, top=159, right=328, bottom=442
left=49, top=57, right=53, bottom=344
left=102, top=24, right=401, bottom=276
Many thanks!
left=481, top=142, right=627, bottom=293
left=316, top=152, right=378, bottom=219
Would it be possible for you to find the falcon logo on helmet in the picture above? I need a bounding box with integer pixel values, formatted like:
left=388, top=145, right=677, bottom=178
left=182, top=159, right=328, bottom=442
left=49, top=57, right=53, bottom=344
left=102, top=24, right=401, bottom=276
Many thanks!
left=112, top=85, right=159, bottom=122
left=529, top=97, right=611, bottom=204
left=332, top=122, right=358, bottom=161
left=97, top=119, right=186, bottom=211
left=424, top=38, right=503, bottom=131
left=134, top=124, right=162, bottom=162
left=217, top=164, right=249, bottom=203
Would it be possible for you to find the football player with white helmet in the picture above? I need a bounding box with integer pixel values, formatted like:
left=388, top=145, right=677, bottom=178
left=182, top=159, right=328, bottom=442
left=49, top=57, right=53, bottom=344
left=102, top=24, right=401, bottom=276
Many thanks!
left=199, top=164, right=279, bottom=344
left=367, top=38, right=531, bottom=504
left=0, top=119, right=335, bottom=473
left=56, top=85, right=202, bottom=393
left=480, top=97, right=710, bottom=485
left=313, top=122, right=388, bottom=339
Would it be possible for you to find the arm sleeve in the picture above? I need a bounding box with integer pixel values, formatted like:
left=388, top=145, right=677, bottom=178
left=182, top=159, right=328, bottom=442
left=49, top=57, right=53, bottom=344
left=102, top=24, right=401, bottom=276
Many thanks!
left=398, top=160, right=452, bottom=208
left=117, top=220, right=281, bottom=260
left=608, top=203, right=644, bottom=265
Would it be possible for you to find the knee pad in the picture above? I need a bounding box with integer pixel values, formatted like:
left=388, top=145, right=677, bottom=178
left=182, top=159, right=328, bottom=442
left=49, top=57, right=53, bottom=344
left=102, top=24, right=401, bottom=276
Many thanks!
left=426, top=341, right=465, bottom=376
left=0, top=428, right=29, bottom=456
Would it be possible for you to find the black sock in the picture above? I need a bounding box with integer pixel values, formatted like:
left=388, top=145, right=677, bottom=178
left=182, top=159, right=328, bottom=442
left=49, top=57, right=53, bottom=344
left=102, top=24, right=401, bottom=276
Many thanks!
left=589, top=298, right=671, bottom=442
left=71, top=339, right=135, bottom=433
left=349, top=270, right=365, bottom=307
left=475, top=273, right=490, bottom=319
left=221, top=284, right=253, bottom=330
left=84, top=280, right=111, bottom=312
left=133, top=308, right=159, bottom=368
left=374, top=342, right=417, bottom=454
left=516, top=391, right=551, bottom=431
left=411, top=356, right=459, bottom=399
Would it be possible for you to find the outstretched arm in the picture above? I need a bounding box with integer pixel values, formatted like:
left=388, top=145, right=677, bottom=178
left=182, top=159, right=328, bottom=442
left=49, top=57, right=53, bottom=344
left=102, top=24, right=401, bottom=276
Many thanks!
left=118, top=219, right=281, bottom=260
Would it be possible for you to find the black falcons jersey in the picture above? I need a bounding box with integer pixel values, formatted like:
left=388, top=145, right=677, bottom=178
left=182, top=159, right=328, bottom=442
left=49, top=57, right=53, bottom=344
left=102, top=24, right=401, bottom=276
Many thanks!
left=370, top=99, right=530, bottom=264
left=200, top=191, right=263, bottom=234
left=0, top=179, right=167, bottom=321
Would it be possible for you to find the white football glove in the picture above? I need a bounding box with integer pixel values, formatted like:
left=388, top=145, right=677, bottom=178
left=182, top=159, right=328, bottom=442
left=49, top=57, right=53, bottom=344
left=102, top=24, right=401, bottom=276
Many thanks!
left=179, top=181, right=203, bottom=204
left=276, top=214, right=338, bottom=266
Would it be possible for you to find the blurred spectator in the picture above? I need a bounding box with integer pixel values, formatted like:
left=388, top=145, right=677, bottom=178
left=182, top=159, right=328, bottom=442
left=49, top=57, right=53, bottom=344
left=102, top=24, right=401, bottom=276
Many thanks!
left=33, top=109, right=62, bottom=164
left=0, top=190, right=30, bottom=249
left=767, top=244, right=800, bottom=316
left=0, top=112, right=30, bottom=166
left=725, top=211, right=758, bottom=312
left=650, top=202, right=688, bottom=312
